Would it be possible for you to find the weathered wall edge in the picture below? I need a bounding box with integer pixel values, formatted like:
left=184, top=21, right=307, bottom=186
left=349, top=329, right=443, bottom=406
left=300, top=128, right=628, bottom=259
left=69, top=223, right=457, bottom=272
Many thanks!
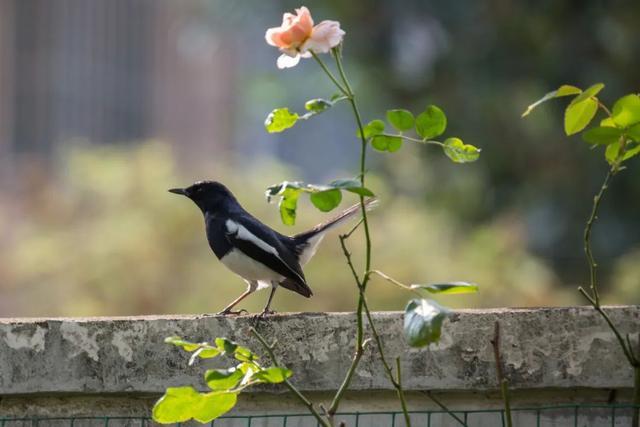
left=0, top=307, right=638, bottom=396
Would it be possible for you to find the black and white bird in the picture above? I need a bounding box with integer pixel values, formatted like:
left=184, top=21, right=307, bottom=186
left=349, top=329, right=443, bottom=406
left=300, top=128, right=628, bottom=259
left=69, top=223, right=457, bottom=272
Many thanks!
left=169, top=181, right=375, bottom=316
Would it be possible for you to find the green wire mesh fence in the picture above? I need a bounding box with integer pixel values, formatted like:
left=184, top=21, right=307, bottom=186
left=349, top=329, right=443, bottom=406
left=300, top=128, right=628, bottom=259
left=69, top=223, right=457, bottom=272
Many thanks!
left=1, top=404, right=639, bottom=426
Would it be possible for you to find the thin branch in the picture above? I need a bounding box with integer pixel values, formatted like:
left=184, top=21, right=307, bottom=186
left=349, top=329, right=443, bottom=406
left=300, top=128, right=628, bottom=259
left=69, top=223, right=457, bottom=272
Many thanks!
left=339, top=235, right=362, bottom=288
left=380, top=133, right=445, bottom=147
left=328, top=236, right=365, bottom=416
left=633, top=366, right=640, bottom=427
left=579, top=168, right=638, bottom=367
left=583, top=169, right=614, bottom=306
left=250, top=328, right=331, bottom=427
left=332, top=48, right=373, bottom=285
left=358, top=272, right=412, bottom=426
left=395, top=357, right=412, bottom=427
left=583, top=300, right=638, bottom=366
left=490, top=322, right=513, bottom=427
left=310, top=51, right=349, bottom=97
left=423, top=392, right=469, bottom=427
left=627, top=334, right=639, bottom=366
left=325, top=47, right=375, bottom=417
left=597, top=101, right=613, bottom=118
left=342, top=217, right=364, bottom=240
left=367, top=270, right=422, bottom=296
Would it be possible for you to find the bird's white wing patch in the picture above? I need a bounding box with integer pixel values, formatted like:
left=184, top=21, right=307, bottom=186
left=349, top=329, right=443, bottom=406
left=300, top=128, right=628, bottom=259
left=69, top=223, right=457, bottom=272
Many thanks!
left=225, top=219, right=279, bottom=256
left=298, top=234, right=325, bottom=266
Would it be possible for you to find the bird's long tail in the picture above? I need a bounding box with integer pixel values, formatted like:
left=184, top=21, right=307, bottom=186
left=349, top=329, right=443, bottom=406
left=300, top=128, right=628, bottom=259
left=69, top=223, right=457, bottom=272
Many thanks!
left=291, top=198, right=378, bottom=266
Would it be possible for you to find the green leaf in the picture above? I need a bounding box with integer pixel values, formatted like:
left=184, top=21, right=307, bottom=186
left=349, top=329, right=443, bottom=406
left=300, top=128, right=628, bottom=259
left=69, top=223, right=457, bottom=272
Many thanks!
left=371, top=135, right=403, bottom=152
left=153, top=388, right=237, bottom=424
left=304, top=98, right=332, bottom=113
left=266, top=183, right=304, bottom=226
left=600, top=117, right=616, bottom=128
left=415, top=105, right=447, bottom=139
left=411, top=282, right=479, bottom=294
left=623, top=143, right=640, bottom=161
left=581, top=126, right=623, bottom=145
left=628, top=123, right=640, bottom=142
left=234, top=345, right=258, bottom=363
left=605, top=141, right=621, bottom=165
left=205, top=368, right=244, bottom=391
left=153, top=386, right=201, bottom=424
left=193, top=392, right=238, bottom=423
left=215, top=338, right=238, bottom=354
left=310, top=189, right=342, bottom=212
left=442, top=138, right=480, bottom=163
left=328, top=179, right=375, bottom=197
left=386, top=109, right=415, bottom=131
left=612, top=94, right=640, bottom=128
left=189, top=347, right=222, bottom=366
left=252, top=367, right=293, bottom=384
left=361, top=119, right=385, bottom=139
left=404, top=299, right=451, bottom=347
left=569, top=83, right=605, bottom=106
left=165, top=336, right=200, bottom=352
left=165, top=337, right=221, bottom=363
left=266, top=180, right=374, bottom=225
left=564, top=98, right=598, bottom=135
left=265, top=108, right=299, bottom=133
left=521, top=84, right=582, bottom=117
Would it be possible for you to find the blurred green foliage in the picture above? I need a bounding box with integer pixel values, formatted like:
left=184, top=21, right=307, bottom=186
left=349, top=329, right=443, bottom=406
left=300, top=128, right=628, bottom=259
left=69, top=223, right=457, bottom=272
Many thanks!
left=0, top=141, right=597, bottom=317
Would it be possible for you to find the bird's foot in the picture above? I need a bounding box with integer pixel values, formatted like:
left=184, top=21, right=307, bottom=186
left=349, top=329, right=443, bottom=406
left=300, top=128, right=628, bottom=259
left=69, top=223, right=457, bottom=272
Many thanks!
left=251, top=309, right=276, bottom=321
left=217, top=308, right=248, bottom=316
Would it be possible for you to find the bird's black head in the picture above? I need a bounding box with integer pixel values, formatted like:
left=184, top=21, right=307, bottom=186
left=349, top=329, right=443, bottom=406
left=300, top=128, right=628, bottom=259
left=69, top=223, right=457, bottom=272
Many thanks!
left=169, top=181, right=237, bottom=213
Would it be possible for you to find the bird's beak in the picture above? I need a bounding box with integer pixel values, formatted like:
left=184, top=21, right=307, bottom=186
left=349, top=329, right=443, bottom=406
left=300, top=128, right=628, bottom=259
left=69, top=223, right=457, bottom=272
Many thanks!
left=168, top=188, right=187, bottom=196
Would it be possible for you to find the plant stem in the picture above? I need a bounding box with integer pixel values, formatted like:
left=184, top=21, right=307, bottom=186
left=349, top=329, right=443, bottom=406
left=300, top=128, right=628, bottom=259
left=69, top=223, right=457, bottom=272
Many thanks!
left=332, top=49, right=372, bottom=283
left=310, top=51, right=349, bottom=97
left=633, top=365, right=640, bottom=427
left=314, top=48, right=412, bottom=426
left=583, top=169, right=614, bottom=306
left=360, top=281, right=411, bottom=423
left=491, top=322, right=513, bottom=427
left=597, top=101, right=613, bottom=118
left=250, top=328, right=331, bottom=427
left=579, top=161, right=640, bottom=426
left=333, top=49, right=414, bottom=425
left=579, top=168, right=638, bottom=367
left=313, top=51, right=373, bottom=418
left=328, top=234, right=366, bottom=417
left=381, top=133, right=445, bottom=147
left=367, top=269, right=422, bottom=296
left=395, top=358, right=412, bottom=427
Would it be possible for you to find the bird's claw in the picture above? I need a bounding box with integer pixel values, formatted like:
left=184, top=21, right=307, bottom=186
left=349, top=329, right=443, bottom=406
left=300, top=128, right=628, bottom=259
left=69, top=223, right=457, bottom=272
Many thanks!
left=251, top=309, right=276, bottom=321
left=217, top=308, right=248, bottom=316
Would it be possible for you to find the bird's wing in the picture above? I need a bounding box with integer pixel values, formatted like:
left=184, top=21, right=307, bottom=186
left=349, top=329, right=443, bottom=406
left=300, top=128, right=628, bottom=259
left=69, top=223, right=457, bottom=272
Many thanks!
left=224, top=217, right=311, bottom=296
left=292, top=198, right=378, bottom=265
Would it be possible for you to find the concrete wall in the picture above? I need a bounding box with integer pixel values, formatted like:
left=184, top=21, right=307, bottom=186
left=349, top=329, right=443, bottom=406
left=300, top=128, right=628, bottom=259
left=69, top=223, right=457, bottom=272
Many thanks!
left=0, top=307, right=638, bottom=426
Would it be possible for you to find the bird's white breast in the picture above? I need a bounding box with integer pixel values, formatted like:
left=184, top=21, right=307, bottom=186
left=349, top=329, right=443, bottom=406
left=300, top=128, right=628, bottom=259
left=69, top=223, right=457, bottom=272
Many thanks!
left=220, top=248, right=285, bottom=282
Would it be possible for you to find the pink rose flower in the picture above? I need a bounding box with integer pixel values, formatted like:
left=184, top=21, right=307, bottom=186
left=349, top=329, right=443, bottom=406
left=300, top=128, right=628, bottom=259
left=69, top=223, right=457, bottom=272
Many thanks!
left=265, top=6, right=345, bottom=69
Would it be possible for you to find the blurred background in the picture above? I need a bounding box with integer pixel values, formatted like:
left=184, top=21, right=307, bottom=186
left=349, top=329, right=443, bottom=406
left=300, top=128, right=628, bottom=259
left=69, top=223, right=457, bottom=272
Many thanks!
left=0, top=0, right=638, bottom=317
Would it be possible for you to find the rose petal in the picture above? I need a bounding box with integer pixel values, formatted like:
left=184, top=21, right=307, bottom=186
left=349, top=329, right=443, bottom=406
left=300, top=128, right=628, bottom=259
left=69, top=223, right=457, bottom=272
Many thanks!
left=282, top=12, right=296, bottom=26
left=303, top=20, right=345, bottom=54
left=294, top=7, right=314, bottom=34
left=265, top=27, right=284, bottom=47
left=277, top=53, right=301, bottom=69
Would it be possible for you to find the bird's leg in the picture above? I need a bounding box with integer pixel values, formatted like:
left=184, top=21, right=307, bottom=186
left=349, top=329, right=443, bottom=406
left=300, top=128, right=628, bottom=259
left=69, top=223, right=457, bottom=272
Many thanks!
left=217, top=282, right=256, bottom=315
left=257, top=285, right=278, bottom=317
